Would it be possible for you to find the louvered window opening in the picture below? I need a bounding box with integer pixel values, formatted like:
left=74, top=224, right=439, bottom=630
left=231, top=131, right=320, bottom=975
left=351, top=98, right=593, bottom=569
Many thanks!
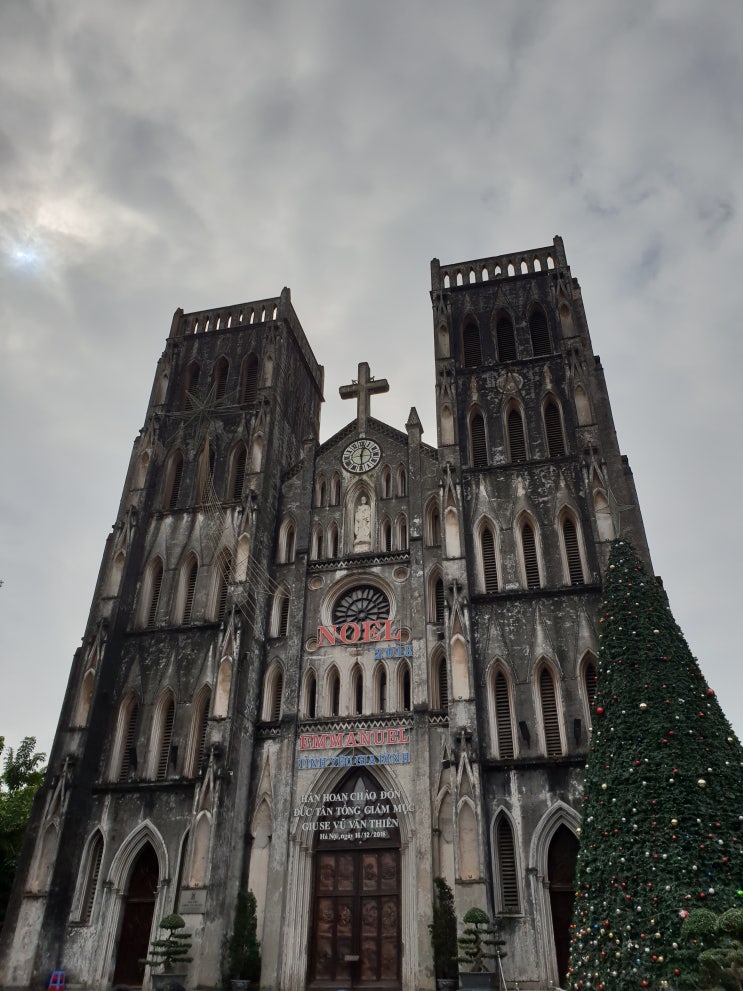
left=462, top=324, right=482, bottom=367
left=147, top=567, right=163, bottom=628
left=584, top=664, right=598, bottom=709
left=199, top=450, right=216, bottom=504
left=494, top=672, right=514, bottom=758
left=438, top=659, right=449, bottom=710
left=521, top=524, right=540, bottom=588
left=496, top=817, right=520, bottom=912
left=242, top=357, right=259, bottom=405
left=434, top=578, right=445, bottom=624
left=562, top=517, right=585, bottom=586
left=529, top=311, right=551, bottom=356
left=271, top=674, right=283, bottom=722
left=471, top=413, right=488, bottom=468
left=382, top=469, right=391, bottom=499
left=331, top=675, right=340, bottom=716
left=232, top=447, right=247, bottom=501
left=399, top=518, right=408, bottom=550
left=378, top=670, right=387, bottom=713
left=214, top=360, right=229, bottom=401
left=157, top=700, right=175, bottom=780
left=168, top=457, right=184, bottom=511
left=429, top=507, right=441, bottom=546
left=315, top=529, right=324, bottom=559
left=497, top=319, right=517, bottom=362
left=481, top=528, right=499, bottom=594
left=328, top=526, right=338, bottom=558
left=508, top=409, right=527, bottom=463
left=397, top=469, right=407, bottom=496
left=118, top=703, right=139, bottom=782
left=195, top=698, right=210, bottom=769
left=382, top=522, right=392, bottom=553
left=184, top=364, right=200, bottom=410
left=183, top=561, right=198, bottom=624
left=216, top=556, right=231, bottom=621
left=402, top=667, right=411, bottom=711
left=278, top=594, right=290, bottom=637
left=544, top=401, right=566, bottom=457
left=285, top=526, right=296, bottom=563
left=540, top=669, right=562, bottom=757
left=354, top=672, right=363, bottom=715
left=81, top=836, right=104, bottom=924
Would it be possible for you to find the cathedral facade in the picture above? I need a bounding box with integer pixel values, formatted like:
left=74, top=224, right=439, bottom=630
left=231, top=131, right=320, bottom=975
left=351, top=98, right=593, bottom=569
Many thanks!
left=0, top=237, right=650, bottom=991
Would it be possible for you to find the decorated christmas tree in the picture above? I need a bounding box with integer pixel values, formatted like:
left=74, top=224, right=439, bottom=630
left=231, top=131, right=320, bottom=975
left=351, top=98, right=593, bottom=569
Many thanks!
left=569, top=538, right=743, bottom=990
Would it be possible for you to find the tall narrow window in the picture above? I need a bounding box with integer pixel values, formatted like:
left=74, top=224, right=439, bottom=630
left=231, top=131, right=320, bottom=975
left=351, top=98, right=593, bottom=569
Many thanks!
left=495, top=815, right=520, bottom=912
left=584, top=661, right=598, bottom=710
left=187, top=687, right=210, bottom=776
left=327, top=522, right=339, bottom=558
left=434, top=576, right=445, bottom=624
left=80, top=832, right=104, bottom=924
left=352, top=666, right=363, bottom=715
left=381, top=518, right=392, bottom=553
left=481, top=526, right=499, bottom=594
left=426, top=502, right=441, bottom=546
left=401, top=664, right=411, bottom=711
left=381, top=466, right=392, bottom=499
left=315, top=476, right=326, bottom=507
left=437, top=656, right=449, bottom=709
left=521, top=523, right=540, bottom=589
left=231, top=444, right=247, bottom=501
left=213, top=357, right=229, bottom=401
left=539, top=668, right=562, bottom=757
left=306, top=671, right=317, bottom=719
left=278, top=593, right=290, bottom=637
left=329, top=473, right=341, bottom=506
left=241, top=354, right=259, bottom=405
left=396, top=466, right=407, bottom=497
left=117, top=699, right=139, bottom=782
left=397, top=514, right=408, bottom=551
left=183, top=362, right=200, bottom=409
left=329, top=669, right=341, bottom=717
left=544, top=398, right=566, bottom=458
left=376, top=667, right=387, bottom=713
left=166, top=451, right=184, bottom=511
left=496, top=317, right=517, bottom=362
left=507, top=407, right=527, bottom=463
left=462, top=322, right=482, bottom=367
left=182, top=557, right=198, bottom=624
left=529, top=309, right=551, bottom=356
left=282, top=522, right=296, bottom=563
left=562, top=516, right=585, bottom=586
left=493, top=671, right=514, bottom=758
left=271, top=671, right=283, bottom=722
left=470, top=411, right=488, bottom=468
left=156, top=696, right=175, bottom=780
left=215, top=551, right=232, bottom=621
left=146, top=560, right=163, bottom=629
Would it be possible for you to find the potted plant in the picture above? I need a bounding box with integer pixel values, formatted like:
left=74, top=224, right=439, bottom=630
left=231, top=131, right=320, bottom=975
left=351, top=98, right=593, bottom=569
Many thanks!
left=428, top=877, right=459, bottom=991
left=226, top=890, right=261, bottom=990
left=142, top=913, right=193, bottom=990
left=456, top=907, right=506, bottom=990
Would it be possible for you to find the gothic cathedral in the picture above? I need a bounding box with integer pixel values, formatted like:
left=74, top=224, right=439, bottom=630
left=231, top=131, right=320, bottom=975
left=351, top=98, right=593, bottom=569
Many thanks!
left=0, top=237, right=650, bottom=990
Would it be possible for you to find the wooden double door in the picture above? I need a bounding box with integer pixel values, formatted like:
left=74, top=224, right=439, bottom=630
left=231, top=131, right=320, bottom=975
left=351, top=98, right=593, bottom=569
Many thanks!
left=309, top=847, right=401, bottom=991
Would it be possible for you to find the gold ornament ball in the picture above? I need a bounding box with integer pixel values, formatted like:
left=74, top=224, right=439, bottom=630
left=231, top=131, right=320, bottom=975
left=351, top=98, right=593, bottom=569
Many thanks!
left=698, top=779, right=707, bottom=788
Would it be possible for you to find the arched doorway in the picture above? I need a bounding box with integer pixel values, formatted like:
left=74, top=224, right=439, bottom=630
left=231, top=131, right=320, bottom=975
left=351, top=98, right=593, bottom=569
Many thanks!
left=308, top=770, right=401, bottom=991
left=113, top=843, right=160, bottom=986
left=547, top=825, right=578, bottom=985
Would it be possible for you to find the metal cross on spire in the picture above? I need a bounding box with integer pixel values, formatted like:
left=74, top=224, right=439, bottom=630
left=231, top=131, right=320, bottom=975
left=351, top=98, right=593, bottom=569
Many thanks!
left=339, top=361, right=389, bottom=436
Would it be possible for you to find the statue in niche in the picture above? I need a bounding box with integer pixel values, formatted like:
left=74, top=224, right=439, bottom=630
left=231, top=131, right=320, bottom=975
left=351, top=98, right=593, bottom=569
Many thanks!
left=353, top=495, right=372, bottom=552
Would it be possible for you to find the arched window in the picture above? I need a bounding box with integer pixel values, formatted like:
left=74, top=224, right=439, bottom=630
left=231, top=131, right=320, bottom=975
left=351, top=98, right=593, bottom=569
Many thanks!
left=561, top=515, right=586, bottom=586
left=492, top=670, right=514, bottom=758
left=544, top=397, right=566, bottom=458
left=399, top=663, right=412, bottom=712
left=230, top=444, right=247, bottom=501
left=107, top=550, right=125, bottom=597
left=263, top=665, right=284, bottom=722
left=352, top=665, right=364, bottom=715
left=272, top=588, right=290, bottom=637
left=235, top=534, right=250, bottom=581
left=396, top=514, right=408, bottom=551
left=529, top=308, right=551, bottom=356
left=328, top=668, right=341, bottom=717
left=214, top=658, right=232, bottom=718
left=375, top=665, right=388, bottom=713
left=327, top=522, right=339, bottom=559
left=594, top=490, right=615, bottom=541
left=183, top=361, right=200, bottom=409
left=470, top=409, right=488, bottom=468
left=462, top=322, right=482, bottom=367
left=583, top=655, right=598, bottom=712
left=329, top=473, right=341, bottom=506
left=539, top=667, right=562, bottom=757
left=179, top=555, right=198, bottom=625
left=305, top=670, right=317, bottom=719
left=311, top=525, right=324, bottom=560
left=440, top=403, right=455, bottom=445
left=279, top=518, right=296, bottom=564
left=112, top=695, right=139, bottom=782
left=425, top=500, right=441, bottom=546
left=519, top=520, right=541, bottom=589
left=74, top=670, right=95, bottom=727
left=212, top=356, right=229, bottom=401
left=79, top=831, right=104, bottom=924
left=154, top=693, right=175, bottom=780
left=396, top=465, right=407, bottom=497
left=480, top=525, right=499, bottom=594
left=143, top=558, right=164, bottom=629
left=496, top=316, right=517, bottom=362
left=435, top=653, right=449, bottom=710
left=506, top=406, right=527, bottom=463
left=430, top=574, right=445, bottom=624
left=215, top=549, right=232, bottom=621
left=494, top=814, right=520, bottom=912
left=250, top=433, right=263, bottom=473
left=186, top=686, right=211, bottom=776
left=315, top=475, right=326, bottom=507
left=240, top=354, right=259, bottom=405
left=574, top=384, right=591, bottom=425
left=381, top=517, right=392, bottom=553
left=381, top=466, right=392, bottom=499
left=198, top=445, right=216, bottom=504
left=165, top=450, right=184, bottom=511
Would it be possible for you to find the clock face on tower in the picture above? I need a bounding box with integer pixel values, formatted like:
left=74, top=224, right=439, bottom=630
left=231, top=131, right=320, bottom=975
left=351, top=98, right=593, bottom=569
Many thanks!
left=342, top=438, right=381, bottom=473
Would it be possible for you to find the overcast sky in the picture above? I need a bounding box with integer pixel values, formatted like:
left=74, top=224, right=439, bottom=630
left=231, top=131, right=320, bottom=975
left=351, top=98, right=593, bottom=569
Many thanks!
left=1, top=1, right=741, bottom=757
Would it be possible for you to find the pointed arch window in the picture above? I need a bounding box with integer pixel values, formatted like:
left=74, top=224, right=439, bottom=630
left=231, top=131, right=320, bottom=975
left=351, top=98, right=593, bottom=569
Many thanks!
left=381, top=518, right=392, bottom=553
left=212, top=356, right=229, bottom=401
left=230, top=444, right=247, bottom=501
left=183, top=361, right=200, bottom=409
left=306, top=671, right=317, bottom=719
left=215, top=550, right=232, bottom=621
left=272, top=588, right=290, bottom=637
left=426, top=500, right=441, bottom=546
left=376, top=665, right=388, bottom=713
left=352, top=665, right=364, bottom=715
left=470, top=410, right=488, bottom=468
left=155, top=695, right=175, bottom=780
left=181, top=556, right=198, bottom=624
left=240, top=354, right=259, bottom=405
left=496, top=316, right=517, bottom=362
left=311, top=525, right=324, bottom=560
left=520, top=521, right=541, bottom=589
left=114, top=696, right=139, bottom=782
left=561, top=515, right=585, bottom=586
left=315, top=475, right=326, bottom=508
left=329, top=668, right=341, bottom=717
left=262, top=667, right=283, bottom=723
left=544, top=398, right=566, bottom=458
left=494, top=814, right=520, bottom=912
left=493, top=671, right=514, bottom=758
left=400, top=663, right=412, bottom=712
left=187, top=686, right=211, bottom=776
left=507, top=406, right=527, bottom=463
left=396, top=514, right=408, bottom=551
left=462, top=322, right=482, bottom=367
left=145, top=558, right=164, bottom=629
left=327, top=522, right=339, bottom=559
left=329, top=473, right=341, bottom=506
left=396, top=465, right=407, bottom=497
left=79, top=831, right=104, bottom=924
left=381, top=466, right=392, bottom=499
left=583, top=658, right=598, bottom=711
left=539, top=667, right=562, bottom=757
left=529, top=309, right=551, bottom=356
left=165, top=451, right=184, bottom=511
left=436, top=654, right=449, bottom=710
left=433, top=575, right=445, bottom=624
left=481, top=526, right=499, bottom=594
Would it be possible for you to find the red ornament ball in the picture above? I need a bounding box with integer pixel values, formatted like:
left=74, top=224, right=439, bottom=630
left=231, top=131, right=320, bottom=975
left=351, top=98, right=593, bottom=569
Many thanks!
left=596, top=706, right=605, bottom=717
